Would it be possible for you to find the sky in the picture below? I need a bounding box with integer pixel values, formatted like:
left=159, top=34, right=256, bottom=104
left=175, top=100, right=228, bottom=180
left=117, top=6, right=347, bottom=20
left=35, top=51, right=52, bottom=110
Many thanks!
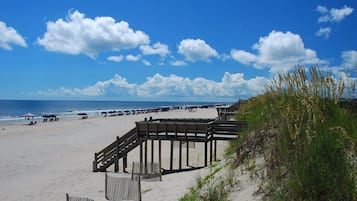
left=1, top=0, right=356, bottom=101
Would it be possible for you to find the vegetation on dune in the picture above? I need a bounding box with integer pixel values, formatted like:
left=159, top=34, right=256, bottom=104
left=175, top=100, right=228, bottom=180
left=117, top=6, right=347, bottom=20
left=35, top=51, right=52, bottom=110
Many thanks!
left=179, top=66, right=356, bottom=201
left=236, top=67, right=356, bottom=201
left=179, top=162, right=239, bottom=201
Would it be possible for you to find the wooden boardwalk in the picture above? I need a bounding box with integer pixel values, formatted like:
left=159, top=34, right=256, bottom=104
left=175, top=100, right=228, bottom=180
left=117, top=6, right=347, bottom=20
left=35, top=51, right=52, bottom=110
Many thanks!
left=93, top=117, right=247, bottom=172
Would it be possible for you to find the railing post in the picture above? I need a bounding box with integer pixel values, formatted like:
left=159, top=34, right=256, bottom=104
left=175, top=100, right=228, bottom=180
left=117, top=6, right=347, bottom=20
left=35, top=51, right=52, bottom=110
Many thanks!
left=204, top=140, right=208, bottom=167
left=179, top=140, right=182, bottom=170
left=93, top=153, right=98, bottom=172
left=123, top=154, right=128, bottom=173
left=115, top=136, right=120, bottom=172
left=210, top=137, right=213, bottom=164
left=170, top=139, right=174, bottom=171
left=214, top=140, right=217, bottom=161
left=159, top=140, right=162, bottom=181
left=105, top=173, right=108, bottom=200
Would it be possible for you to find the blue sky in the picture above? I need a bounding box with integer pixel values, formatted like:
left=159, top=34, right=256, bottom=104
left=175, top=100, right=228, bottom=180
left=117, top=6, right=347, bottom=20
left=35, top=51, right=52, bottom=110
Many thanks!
left=1, top=0, right=356, bottom=101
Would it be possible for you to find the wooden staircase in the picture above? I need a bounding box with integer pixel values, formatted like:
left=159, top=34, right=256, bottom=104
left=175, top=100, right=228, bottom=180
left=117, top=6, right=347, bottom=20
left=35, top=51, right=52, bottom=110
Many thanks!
left=93, top=118, right=247, bottom=172
left=93, top=128, right=142, bottom=172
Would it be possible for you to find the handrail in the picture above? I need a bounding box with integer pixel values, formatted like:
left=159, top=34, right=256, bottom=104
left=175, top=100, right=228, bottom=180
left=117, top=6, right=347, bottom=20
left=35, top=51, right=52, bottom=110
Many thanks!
left=93, top=118, right=248, bottom=172
left=94, top=128, right=138, bottom=172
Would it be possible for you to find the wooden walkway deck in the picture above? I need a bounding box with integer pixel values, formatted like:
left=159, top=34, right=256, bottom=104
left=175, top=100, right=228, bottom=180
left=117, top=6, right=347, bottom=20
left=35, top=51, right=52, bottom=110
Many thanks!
left=93, top=117, right=247, bottom=172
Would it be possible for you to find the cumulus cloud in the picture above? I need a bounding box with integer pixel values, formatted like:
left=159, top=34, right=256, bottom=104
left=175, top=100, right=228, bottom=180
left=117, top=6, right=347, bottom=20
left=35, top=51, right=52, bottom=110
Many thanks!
left=37, top=74, right=137, bottom=97
left=230, top=31, right=323, bottom=73
left=230, top=49, right=257, bottom=64
left=256, top=31, right=322, bottom=71
left=37, top=73, right=269, bottom=100
left=0, top=21, right=27, bottom=50
left=125, top=54, right=141, bottom=61
left=342, top=50, right=357, bottom=69
left=317, top=5, right=354, bottom=23
left=108, top=55, right=124, bottom=62
left=316, top=27, right=331, bottom=39
left=140, top=42, right=169, bottom=57
left=37, top=10, right=150, bottom=58
left=178, top=39, right=219, bottom=62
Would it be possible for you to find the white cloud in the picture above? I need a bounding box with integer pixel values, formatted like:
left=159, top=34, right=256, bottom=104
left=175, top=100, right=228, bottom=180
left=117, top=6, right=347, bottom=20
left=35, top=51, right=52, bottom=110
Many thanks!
left=0, top=21, right=27, bottom=50
left=230, top=49, right=257, bottom=64
left=37, top=73, right=270, bottom=100
left=318, top=15, right=330, bottom=23
left=170, top=60, right=187, bottom=66
left=316, top=27, right=331, bottom=39
left=230, top=31, right=323, bottom=73
left=37, top=10, right=150, bottom=58
left=317, top=5, right=354, bottom=23
left=342, top=50, right=357, bottom=69
left=254, top=31, right=322, bottom=72
left=178, top=39, right=219, bottom=62
left=316, top=5, right=328, bottom=14
left=330, top=6, right=354, bottom=22
left=140, top=42, right=169, bottom=57
left=137, top=73, right=269, bottom=98
left=108, top=55, right=124, bottom=62
left=142, top=59, right=151, bottom=66
left=37, top=74, right=137, bottom=97
left=125, top=54, right=141, bottom=61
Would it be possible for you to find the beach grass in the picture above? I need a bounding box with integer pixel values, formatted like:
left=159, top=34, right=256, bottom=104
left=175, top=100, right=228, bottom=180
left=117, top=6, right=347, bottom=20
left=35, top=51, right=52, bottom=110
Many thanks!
left=236, top=67, right=356, bottom=200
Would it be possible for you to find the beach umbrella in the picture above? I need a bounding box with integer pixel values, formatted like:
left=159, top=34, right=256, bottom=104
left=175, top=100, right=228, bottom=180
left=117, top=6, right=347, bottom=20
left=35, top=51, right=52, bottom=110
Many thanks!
left=78, top=112, right=88, bottom=119
left=22, top=113, right=36, bottom=120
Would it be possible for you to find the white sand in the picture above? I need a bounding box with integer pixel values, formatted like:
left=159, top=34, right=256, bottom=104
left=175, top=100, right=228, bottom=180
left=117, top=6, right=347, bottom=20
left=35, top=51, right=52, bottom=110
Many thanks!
left=0, top=108, right=260, bottom=201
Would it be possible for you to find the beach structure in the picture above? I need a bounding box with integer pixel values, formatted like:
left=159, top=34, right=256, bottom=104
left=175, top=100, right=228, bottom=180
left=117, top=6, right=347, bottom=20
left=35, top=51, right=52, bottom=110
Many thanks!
left=93, top=117, right=247, bottom=173
left=105, top=173, right=141, bottom=201
left=216, top=99, right=246, bottom=120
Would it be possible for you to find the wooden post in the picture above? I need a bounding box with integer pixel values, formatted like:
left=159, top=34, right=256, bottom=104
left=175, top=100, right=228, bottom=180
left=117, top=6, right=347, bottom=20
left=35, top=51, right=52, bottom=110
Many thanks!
left=114, top=160, right=119, bottom=172
left=140, top=141, right=143, bottom=176
left=170, top=140, right=174, bottom=171
left=151, top=140, right=154, bottom=164
left=186, top=141, right=189, bottom=166
left=179, top=140, right=182, bottom=170
left=210, top=139, right=213, bottom=164
left=204, top=140, right=208, bottom=167
left=144, top=140, right=148, bottom=174
left=105, top=173, right=108, bottom=200
left=138, top=173, right=142, bottom=201
left=159, top=140, right=162, bottom=181
left=93, top=153, right=98, bottom=172
left=115, top=136, right=120, bottom=172
left=123, top=154, right=127, bottom=173
left=131, top=161, right=135, bottom=180
left=214, top=140, right=217, bottom=161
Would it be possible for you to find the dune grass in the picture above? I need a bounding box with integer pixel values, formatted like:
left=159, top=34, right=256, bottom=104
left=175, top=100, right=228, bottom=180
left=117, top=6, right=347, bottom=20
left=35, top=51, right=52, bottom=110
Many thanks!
left=236, top=67, right=356, bottom=200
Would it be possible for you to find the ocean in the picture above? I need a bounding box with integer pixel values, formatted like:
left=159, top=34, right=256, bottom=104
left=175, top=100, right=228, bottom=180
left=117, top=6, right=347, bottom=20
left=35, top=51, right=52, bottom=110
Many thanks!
left=0, top=100, right=229, bottom=122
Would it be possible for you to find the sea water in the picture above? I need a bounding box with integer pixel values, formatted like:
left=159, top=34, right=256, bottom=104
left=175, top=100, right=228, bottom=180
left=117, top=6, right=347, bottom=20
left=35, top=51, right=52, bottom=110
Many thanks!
left=0, top=100, right=228, bottom=122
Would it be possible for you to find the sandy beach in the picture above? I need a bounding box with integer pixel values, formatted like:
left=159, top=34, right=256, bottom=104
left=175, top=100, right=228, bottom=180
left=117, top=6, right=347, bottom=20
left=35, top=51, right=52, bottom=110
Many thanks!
left=0, top=108, right=261, bottom=201
left=0, top=108, right=226, bottom=201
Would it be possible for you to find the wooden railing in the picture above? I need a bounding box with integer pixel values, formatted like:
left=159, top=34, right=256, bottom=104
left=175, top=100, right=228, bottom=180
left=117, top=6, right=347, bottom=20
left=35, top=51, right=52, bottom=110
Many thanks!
left=93, top=128, right=139, bottom=172
left=93, top=118, right=248, bottom=172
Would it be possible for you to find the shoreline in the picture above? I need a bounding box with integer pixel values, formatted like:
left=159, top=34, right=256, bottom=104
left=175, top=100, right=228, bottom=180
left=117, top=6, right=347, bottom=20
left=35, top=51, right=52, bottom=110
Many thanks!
left=0, top=99, right=229, bottom=123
